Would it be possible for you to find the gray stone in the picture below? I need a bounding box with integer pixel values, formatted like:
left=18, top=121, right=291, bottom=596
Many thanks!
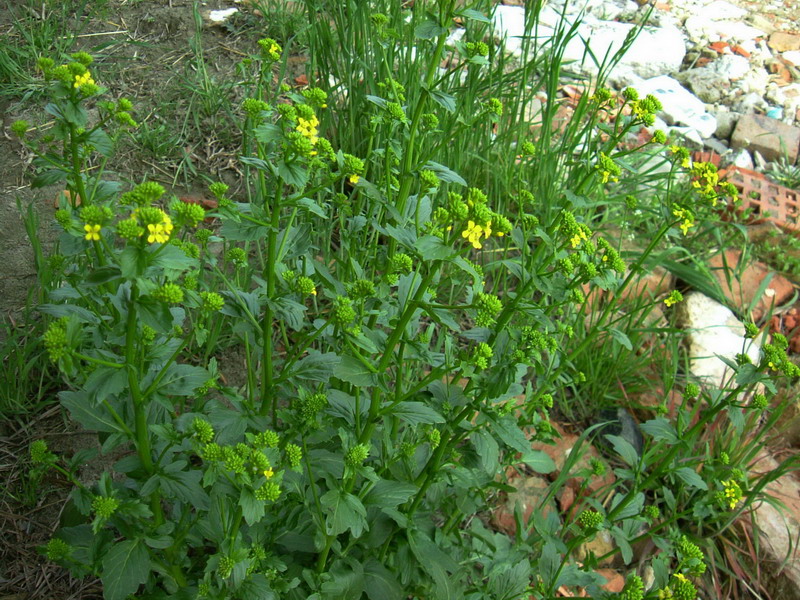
left=714, top=110, right=740, bottom=140
left=684, top=15, right=764, bottom=43
left=704, top=137, right=729, bottom=154
left=678, top=67, right=730, bottom=104
left=675, top=292, right=761, bottom=389
left=731, top=113, right=800, bottom=163
left=733, top=92, right=768, bottom=114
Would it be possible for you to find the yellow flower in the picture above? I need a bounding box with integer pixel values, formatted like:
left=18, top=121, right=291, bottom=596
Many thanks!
left=84, top=223, right=101, bottom=241
left=461, top=220, right=490, bottom=249
left=73, top=71, right=95, bottom=89
left=147, top=223, right=169, bottom=244
left=263, top=468, right=274, bottom=479
left=349, top=174, right=360, bottom=185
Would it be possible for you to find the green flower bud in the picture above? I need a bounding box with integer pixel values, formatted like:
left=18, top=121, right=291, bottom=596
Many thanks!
left=285, top=443, right=302, bottom=468
left=577, top=509, right=603, bottom=530
left=345, top=443, right=369, bottom=467
left=30, top=439, right=50, bottom=464
left=44, top=538, right=72, bottom=561
left=191, top=418, right=215, bottom=443
left=152, top=283, right=184, bottom=304
left=200, top=291, right=225, bottom=313
left=91, top=496, right=119, bottom=519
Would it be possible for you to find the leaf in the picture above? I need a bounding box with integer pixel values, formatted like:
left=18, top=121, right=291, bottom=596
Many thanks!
left=272, top=297, right=307, bottom=331
left=60, top=390, right=122, bottom=433
left=38, top=303, right=98, bottom=324
left=83, top=366, right=128, bottom=404
left=363, top=480, right=417, bottom=509
left=490, top=415, right=530, bottom=454
left=606, top=434, right=639, bottom=467
left=87, top=128, right=113, bottom=157
left=334, top=354, right=378, bottom=387
left=423, top=161, right=467, bottom=186
left=220, top=218, right=268, bottom=241
left=457, top=8, right=491, bottom=22
left=366, top=95, right=388, bottom=109
left=611, top=526, right=634, bottom=565
left=101, top=539, right=150, bottom=600
left=85, top=265, right=122, bottom=286
left=472, top=430, right=499, bottom=475
left=675, top=467, right=708, bottom=490
left=277, top=159, right=309, bottom=188
left=407, top=529, right=460, bottom=599
left=640, top=417, right=679, bottom=444
left=31, top=169, right=67, bottom=188
left=320, top=489, right=368, bottom=537
left=149, top=245, right=198, bottom=280
left=609, top=327, right=632, bottom=351
left=297, top=197, right=327, bottom=218
left=239, top=574, right=277, bottom=600
left=391, top=401, right=445, bottom=425
left=159, top=467, right=209, bottom=510
left=253, top=125, right=282, bottom=146
left=157, top=364, right=208, bottom=396
left=416, top=235, right=457, bottom=261
left=612, top=491, right=644, bottom=520
left=521, top=450, right=556, bottom=474
left=292, top=351, right=339, bottom=383
left=488, top=560, right=530, bottom=600
left=239, top=487, right=266, bottom=525
left=427, top=89, right=456, bottom=113
left=321, top=562, right=365, bottom=599
left=364, top=559, right=404, bottom=600
left=415, top=20, right=447, bottom=39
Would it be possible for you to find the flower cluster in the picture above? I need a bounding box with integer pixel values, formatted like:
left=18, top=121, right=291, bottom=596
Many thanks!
left=345, top=443, right=370, bottom=467
left=676, top=535, right=706, bottom=576
left=577, top=509, right=603, bottom=531
left=258, top=38, right=282, bottom=62
left=716, top=479, right=743, bottom=510
left=762, top=333, right=800, bottom=376
left=620, top=574, right=644, bottom=600
left=664, top=290, right=683, bottom=307
left=473, top=292, right=503, bottom=327
left=43, top=318, right=70, bottom=363
left=596, top=152, right=621, bottom=184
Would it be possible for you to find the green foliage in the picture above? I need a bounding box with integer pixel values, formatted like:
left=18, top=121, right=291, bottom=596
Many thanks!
left=11, top=2, right=799, bottom=600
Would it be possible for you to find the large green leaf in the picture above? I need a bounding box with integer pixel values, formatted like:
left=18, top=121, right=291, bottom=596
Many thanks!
left=157, top=364, right=208, bottom=396
left=101, top=539, right=150, bottom=600
left=239, top=487, right=266, bottom=525
left=364, top=559, right=403, bottom=600
left=320, top=489, right=367, bottom=537
left=60, top=390, right=122, bottom=433
left=391, top=402, right=444, bottom=425
left=334, top=354, right=378, bottom=387
left=363, top=480, right=417, bottom=509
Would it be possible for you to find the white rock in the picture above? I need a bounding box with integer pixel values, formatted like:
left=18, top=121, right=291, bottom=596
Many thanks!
left=731, top=148, right=754, bottom=169
left=784, top=50, right=800, bottom=66
left=676, top=292, right=761, bottom=389
left=207, top=7, right=238, bottom=23
left=636, top=75, right=718, bottom=138
left=709, top=55, right=751, bottom=79
left=684, top=15, right=764, bottom=43
left=492, top=5, right=566, bottom=56
left=734, top=91, right=768, bottom=113
left=559, top=19, right=685, bottom=79
left=693, top=0, right=748, bottom=20
left=751, top=453, right=800, bottom=592
left=737, top=68, right=770, bottom=95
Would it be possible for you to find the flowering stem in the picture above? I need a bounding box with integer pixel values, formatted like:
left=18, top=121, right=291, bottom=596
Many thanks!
left=260, top=184, right=282, bottom=420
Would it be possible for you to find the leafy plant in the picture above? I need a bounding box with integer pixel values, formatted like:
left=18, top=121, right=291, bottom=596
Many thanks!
left=8, top=2, right=797, bottom=600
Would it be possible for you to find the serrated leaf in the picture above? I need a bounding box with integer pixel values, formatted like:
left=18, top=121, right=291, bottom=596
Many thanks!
left=391, top=401, right=444, bottom=425
left=321, top=562, right=365, bottom=599
left=606, top=434, right=639, bottom=467
left=675, top=467, right=708, bottom=490
left=521, top=449, right=556, bottom=474
left=38, top=303, right=98, bottom=324
left=428, top=89, right=456, bottom=113
left=415, top=20, right=447, bottom=39
left=640, top=417, right=679, bottom=444
left=609, top=327, right=632, bottom=350
left=488, top=560, right=530, bottom=600
left=334, top=354, right=377, bottom=386
left=364, top=559, right=403, bottom=600
left=60, top=390, right=122, bottom=433
left=31, top=169, right=68, bottom=188
left=320, top=489, right=367, bottom=537
left=87, top=128, right=113, bottom=157
left=239, top=487, right=266, bottom=525
left=416, top=235, right=457, bottom=261
left=292, top=351, right=339, bottom=383
left=490, top=415, right=531, bottom=454
left=363, top=480, right=417, bottom=509
left=101, top=539, right=150, bottom=600
left=423, top=161, right=467, bottom=186
left=457, top=8, right=491, bottom=22
left=408, top=529, right=460, bottom=599
left=83, top=366, right=128, bottom=404
left=157, top=364, right=208, bottom=396
left=277, top=159, right=308, bottom=188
